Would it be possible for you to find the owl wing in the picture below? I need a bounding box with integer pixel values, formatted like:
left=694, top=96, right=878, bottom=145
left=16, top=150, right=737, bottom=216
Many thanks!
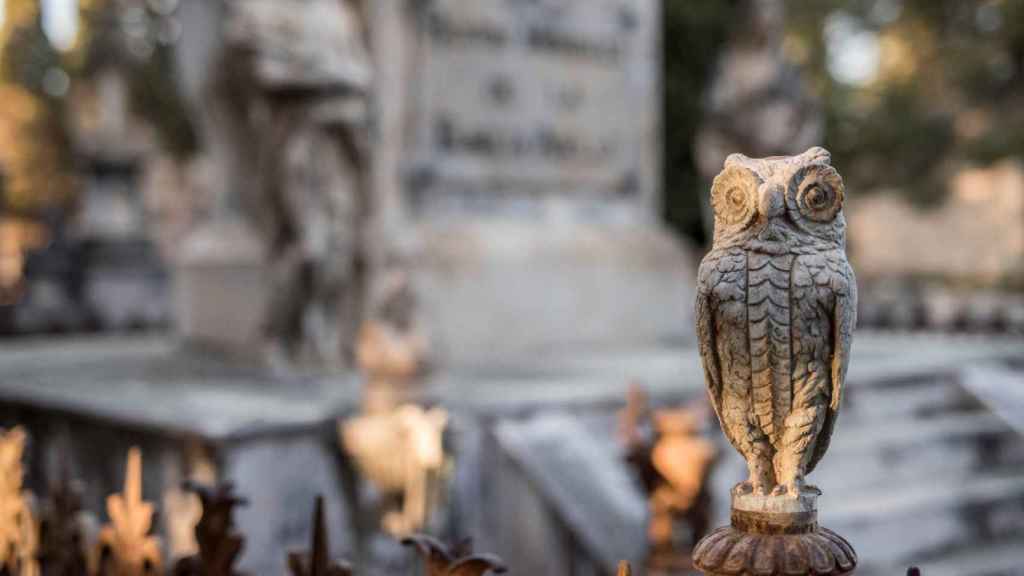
left=808, top=257, right=857, bottom=473
left=695, top=255, right=724, bottom=425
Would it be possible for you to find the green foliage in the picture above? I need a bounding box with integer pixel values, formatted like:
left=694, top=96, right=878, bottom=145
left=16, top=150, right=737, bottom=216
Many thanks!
left=663, top=0, right=740, bottom=244
left=785, top=0, right=1024, bottom=207
left=0, top=0, right=197, bottom=214
left=125, top=42, right=199, bottom=158
left=75, top=0, right=199, bottom=158
left=664, top=0, right=1024, bottom=242
left=1, top=5, right=62, bottom=100
left=0, top=1, right=77, bottom=212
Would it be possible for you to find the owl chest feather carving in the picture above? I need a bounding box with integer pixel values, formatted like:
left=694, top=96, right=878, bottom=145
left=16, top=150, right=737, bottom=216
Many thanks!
left=696, top=147, right=856, bottom=498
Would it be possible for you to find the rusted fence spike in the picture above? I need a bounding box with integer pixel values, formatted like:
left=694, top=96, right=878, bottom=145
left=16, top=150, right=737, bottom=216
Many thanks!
left=96, top=447, right=163, bottom=576
left=38, top=464, right=88, bottom=576
left=617, top=561, right=632, bottom=576
left=446, top=555, right=506, bottom=576
left=401, top=535, right=506, bottom=576
left=287, top=496, right=352, bottom=576
left=172, top=481, right=247, bottom=576
left=401, top=534, right=453, bottom=575
left=0, top=427, right=39, bottom=576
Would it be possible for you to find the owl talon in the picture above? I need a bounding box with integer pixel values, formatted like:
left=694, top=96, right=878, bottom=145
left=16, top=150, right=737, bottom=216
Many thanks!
left=802, top=484, right=822, bottom=495
left=733, top=482, right=754, bottom=496
left=770, top=484, right=789, bottom=497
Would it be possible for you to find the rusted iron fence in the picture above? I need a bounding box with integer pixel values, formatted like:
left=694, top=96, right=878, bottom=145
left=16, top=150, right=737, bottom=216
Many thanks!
left=0, top=426, right=925, bottom=576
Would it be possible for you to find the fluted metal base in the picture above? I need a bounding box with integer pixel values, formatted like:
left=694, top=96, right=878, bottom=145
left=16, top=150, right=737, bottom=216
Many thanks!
left=692, top=495, right=857, bottom=575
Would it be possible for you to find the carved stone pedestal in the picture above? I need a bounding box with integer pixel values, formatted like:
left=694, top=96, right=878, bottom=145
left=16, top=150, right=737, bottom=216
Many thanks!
left=692, top=493, right=857, bottom=576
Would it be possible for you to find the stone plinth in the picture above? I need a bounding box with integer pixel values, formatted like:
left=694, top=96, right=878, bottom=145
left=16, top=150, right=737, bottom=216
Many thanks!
left=412, top=221, right=694, bottom=368
left=693, top=493, right=857, bottom=576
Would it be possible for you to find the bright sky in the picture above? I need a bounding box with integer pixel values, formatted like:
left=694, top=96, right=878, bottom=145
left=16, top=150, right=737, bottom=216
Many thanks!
left=824, top=11, right=881, bottom=86
left=43, top=0, right=78, bottom=50
left=0, top=0, right=79, bottom=50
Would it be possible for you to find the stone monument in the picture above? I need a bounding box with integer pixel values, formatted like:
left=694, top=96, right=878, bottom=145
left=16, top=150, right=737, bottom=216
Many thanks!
left=692, top=148, right=858, bottom=575
left=55, top=63, right=170, bottom=333
left=367, top=0, right=694, bottom=368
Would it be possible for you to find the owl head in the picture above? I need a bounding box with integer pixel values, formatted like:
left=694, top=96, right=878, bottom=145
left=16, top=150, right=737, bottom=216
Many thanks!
left=709, top=146, right=846, bottom=252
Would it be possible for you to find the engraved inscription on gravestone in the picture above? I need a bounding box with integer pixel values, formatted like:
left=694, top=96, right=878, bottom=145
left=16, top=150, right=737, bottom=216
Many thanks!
left=371, top=0, right=688, bottom=365
left=407, top=0, right=656, bottom=213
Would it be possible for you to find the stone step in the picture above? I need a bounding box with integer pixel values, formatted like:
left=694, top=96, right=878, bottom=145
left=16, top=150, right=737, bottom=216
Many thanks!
left=816, top=411, right=1021, bottom=492
left=842, top=379, right=969, bottom=421
left=822, top=470, right=1024, bottom=570
left=909, top=536, right=1024, bottom=576
left=709, top=409, right=1022, bottom=512
left=859, top=535, right=1024, bottom=576
left=825, top=468, right=1024, bottom=526
left=831, top=410, right=1008, bottom=454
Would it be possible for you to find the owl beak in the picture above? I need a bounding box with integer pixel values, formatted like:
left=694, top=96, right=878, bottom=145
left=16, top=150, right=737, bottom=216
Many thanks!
left=759, top=185, right=785, bottom=218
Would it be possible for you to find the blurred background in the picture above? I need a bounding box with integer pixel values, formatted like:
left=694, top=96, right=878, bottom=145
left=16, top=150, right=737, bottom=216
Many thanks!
left=0, top=1, right=1021, bottom=575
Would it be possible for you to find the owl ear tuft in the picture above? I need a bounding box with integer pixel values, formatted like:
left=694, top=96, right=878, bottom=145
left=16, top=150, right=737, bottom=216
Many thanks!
left=801, top=146, right=832, bottom=165
left=724, top=153, right=752, bottom=169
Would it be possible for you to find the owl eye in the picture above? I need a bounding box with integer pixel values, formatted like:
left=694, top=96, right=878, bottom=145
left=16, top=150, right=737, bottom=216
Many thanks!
left=711, top=166, right=756, bottom=228
left=790, top=165, right=844, bottom=222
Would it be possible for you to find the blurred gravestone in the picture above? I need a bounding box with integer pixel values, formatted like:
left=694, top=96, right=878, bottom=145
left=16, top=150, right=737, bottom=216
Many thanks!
left=493, top=412, right=647, bottom=574
left=369, top=0, right=694, bottom=368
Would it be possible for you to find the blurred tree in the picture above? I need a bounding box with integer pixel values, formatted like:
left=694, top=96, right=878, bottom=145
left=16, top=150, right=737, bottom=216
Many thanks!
left=0, top=0, right=196, bottom=214
left=0, top=0, right=77, bottom=213
left=75, top=0, right=198, bottom=158
left=784, top=0, right=1024, bottom=206
left=666, top=0, right=1024, bottom=245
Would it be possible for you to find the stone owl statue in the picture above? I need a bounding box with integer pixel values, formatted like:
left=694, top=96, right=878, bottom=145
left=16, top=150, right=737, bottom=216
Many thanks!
left=696, top=147, right=856, bottom=498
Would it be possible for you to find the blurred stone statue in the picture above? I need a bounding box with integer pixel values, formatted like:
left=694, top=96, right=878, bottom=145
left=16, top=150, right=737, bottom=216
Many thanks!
left=220, top=0, right=372, bottom=372
left=695, top=0, right=822, bottom=184
left=617, top=386, right=717, bottom=570
left=264, top=117, right=364, bottom=372
left=355, top=268, right=431, bottom=410
left=340, top=405, right=449, bottom=536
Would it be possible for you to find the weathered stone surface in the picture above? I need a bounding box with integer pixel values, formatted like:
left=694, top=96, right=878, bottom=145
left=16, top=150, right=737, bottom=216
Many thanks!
left=174, top=218, right=269, bottom=355
left=369, top=0, right=693, bottom=366
left=493, top=411, right=647, bottom=574
left=696, top=147, right=855, bottom=498
left=960, top=364, right=1024, bottom=435
left=404, top=0, right=658, bottom=214
left=693, top=147, right=857, bottom=575
left=226, top=0, right=371, bottom=92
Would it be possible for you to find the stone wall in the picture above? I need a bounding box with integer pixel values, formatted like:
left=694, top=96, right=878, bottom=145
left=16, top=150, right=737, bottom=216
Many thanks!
left=848, top=160, right=1024, bottom=286
left=368, top=0, right=695, bottom=369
